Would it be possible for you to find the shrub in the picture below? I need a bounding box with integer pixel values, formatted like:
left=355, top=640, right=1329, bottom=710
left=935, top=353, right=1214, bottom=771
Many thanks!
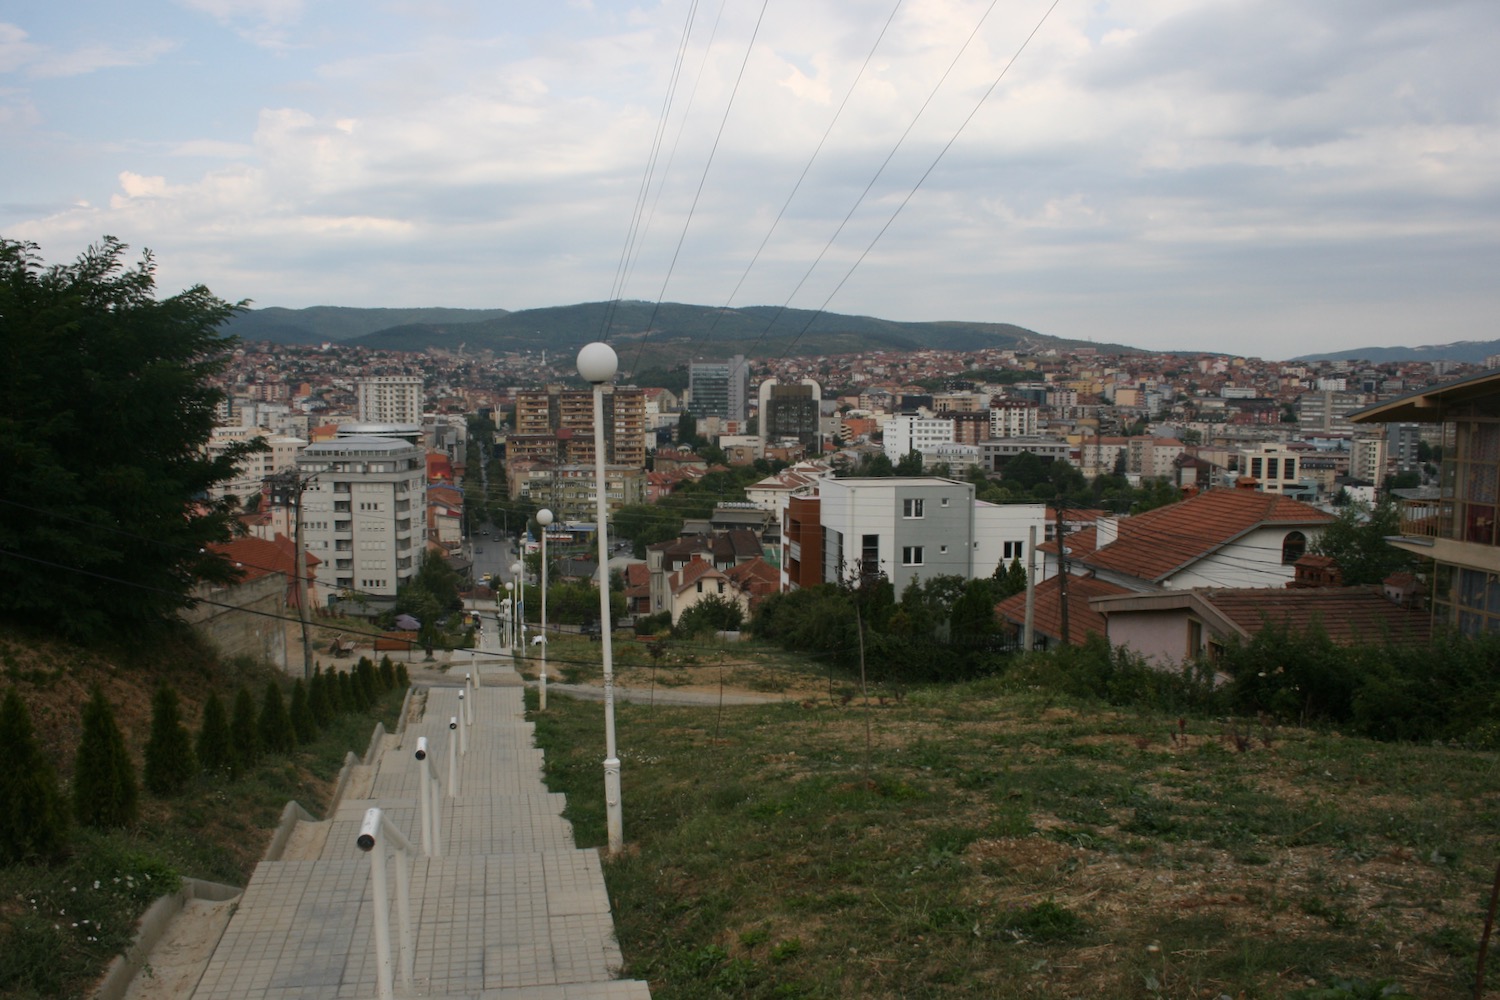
left=257, top=681, right=296, bottom=756
left=395, top=663, right=410, bottom=689
left=308, top=667, right=333, bottom=728
left=337, top=670, right=357, bottom=711
left=143, top=683, right=196, bottom=796
left=289, top=678, right=317, bottom=744
left=229, top=686, right=260, bottom=773
left=73, top=686, right=139, bottom=829
left=0, top=688, right=68, bottom=862
left=196, top=692, right=233, bottom=777
left=379, top=655, right=396, bottom=691
left=356, top=659, right=379, bottom=706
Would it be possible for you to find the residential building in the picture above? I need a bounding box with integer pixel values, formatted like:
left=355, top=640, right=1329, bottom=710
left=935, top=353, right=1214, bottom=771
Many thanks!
left=296, top=436, right=427, bottom=599
left=1349, top=433, right=1388, bottom=485
left=1352, top=369, right=1500, bottom=634
left=688, top=355, right=750, bottom=422
left=357, top=376, right=424, bottom=425
left=205, top=425, right=306, bottom=502
left=883, top=413, right=955, bottom=461
left=512, top=385, right=647, bottom=468
left=1237, top=443, right=1303, bottom=494
left=759, top=379, right=822, bottom=448
left=817, top=477, right=976, bottom=593
left=990, top=402, right=1040, bottom=438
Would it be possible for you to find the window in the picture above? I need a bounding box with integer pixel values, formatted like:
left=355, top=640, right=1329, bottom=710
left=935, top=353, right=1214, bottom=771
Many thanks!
left=941, top=497, right=950, bottom=507
left=902, top=546, right=924, bottom=566
left=903, top=498, right=924, bottom=518
left=1003, top=541, right=1024, bottom=560
left=1281, top=531, right=1306, bottom=564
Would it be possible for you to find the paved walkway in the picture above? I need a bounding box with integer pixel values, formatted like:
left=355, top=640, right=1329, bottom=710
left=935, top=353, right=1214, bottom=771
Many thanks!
left=189, top=646, right=650, bottom=1000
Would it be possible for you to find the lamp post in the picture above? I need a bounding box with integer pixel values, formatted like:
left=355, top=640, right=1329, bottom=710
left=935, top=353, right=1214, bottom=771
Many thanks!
left=511, top=559, right=525, bottom=650
left=578, top=341, right=623, bottom=854
left=537, top=508, right=554, bottom=710
left=504, top=581, right=514, bottom=650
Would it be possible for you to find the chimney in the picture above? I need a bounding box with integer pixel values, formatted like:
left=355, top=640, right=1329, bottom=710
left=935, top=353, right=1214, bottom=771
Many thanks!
left=1096, top=515, right=1119, bottom=548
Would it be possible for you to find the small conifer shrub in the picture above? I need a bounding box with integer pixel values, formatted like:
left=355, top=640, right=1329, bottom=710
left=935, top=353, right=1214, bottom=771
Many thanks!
left=197, top=692, right=233, bottom=777
left=74, top=686, right=139, bottom=829
left=257, top=681, right=296, bottom=756
left=144, top=683, right=196, bottom=796
left=289, top=679, right=317, bottom=744
left=229, top=686, right=260, bottom=773
left=0, top=688, right=69, bottom=862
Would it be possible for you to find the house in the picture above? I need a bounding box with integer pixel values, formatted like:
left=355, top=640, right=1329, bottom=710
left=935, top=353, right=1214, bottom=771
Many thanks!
left=1351, top=368, right=1500, bottom=634
left=998, top=488, right=1335, bottom=648
left=644, top=530, right=764, bottom=617
left=1089, top=585, right=1431, bottom=667
left=1040, top=488, right=1334, bottom=592
left=666, top=556, right=748, bottom=625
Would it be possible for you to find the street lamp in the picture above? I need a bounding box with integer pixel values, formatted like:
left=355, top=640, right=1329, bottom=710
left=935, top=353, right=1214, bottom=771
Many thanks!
left=537, top=508, right=554, bottom=710
left=578, top=341, right=623, bottom=855
left=504, top=581, right=514, bottom=649
left=511, top=560, right=525, bottom=650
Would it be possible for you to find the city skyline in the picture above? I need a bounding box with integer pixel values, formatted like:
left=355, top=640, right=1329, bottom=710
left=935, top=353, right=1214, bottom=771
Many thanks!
left=3, top=0, right=1496, bottom=362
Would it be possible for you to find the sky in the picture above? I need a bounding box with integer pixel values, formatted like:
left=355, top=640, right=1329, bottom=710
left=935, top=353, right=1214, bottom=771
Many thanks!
left=2, top=0, right=1497, bottom=361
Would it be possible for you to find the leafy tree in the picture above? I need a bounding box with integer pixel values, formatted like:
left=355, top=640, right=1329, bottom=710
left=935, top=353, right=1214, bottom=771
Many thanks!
left=894, top=449, right=925, bottom=476
left=0, top=689, right=68, bottom=862
left=196, top=692, right=233, bottom=777
left=674, top=593, right=745, bottom=637
left=143, top=684, right=196, bottom=796
left=0, top=238, right=266, bottom=639
left=1310, top=499, right=1414, bottom=586
left=1001, top=451, right=1047, bottom=491
left=1130, top=478, right=1183, bottom=514
left=950, top=578, right=1000, bottom=646
left=74, top=686, right=139, bottom=828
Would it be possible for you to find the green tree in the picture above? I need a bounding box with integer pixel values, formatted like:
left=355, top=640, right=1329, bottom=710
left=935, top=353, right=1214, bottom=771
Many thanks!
left=0, top=238, right=266, bottom=639
left=894, top=449, right=925, bottom=477
left=196, top=692, right=233, bottom=777
left=674, top=593, right=745, bottom=637
left=0, top=689, right=68, bottom=862
left=143, top=684, right=196, bottom=796
left=950, top=578, right=1000, bottom=647
left=1310, top=499, right=1415, bottom=586
left=1001, top=451, right=1047, bottom=491
left=74, top=686, right=139, bottom=829
left=997, top=557, right=1028, bottom=599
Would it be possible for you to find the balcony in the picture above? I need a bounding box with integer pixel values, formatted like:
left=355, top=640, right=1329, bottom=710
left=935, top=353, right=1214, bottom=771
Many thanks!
left=1400, top=497, right=1500, bottom=548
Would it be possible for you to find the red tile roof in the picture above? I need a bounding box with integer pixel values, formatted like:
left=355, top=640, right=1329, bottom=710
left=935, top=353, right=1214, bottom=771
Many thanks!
left=995, top=574, right=1134, bottom=643
left=1058, top=489, right=1333, bottom=584
left=1198, top=586, right=1430, bottom=645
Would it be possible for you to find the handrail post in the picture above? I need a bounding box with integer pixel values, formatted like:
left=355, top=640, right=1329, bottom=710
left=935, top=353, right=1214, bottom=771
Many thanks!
left=414, top=737, right=442, bottom=857
left=457, top=694, right=468, bottom=756
left=448, top=717, right=461, bottom=796
left=357, top=808, right=416, bottom=1000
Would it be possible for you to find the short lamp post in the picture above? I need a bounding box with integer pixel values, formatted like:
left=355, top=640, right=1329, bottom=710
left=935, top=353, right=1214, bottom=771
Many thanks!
left=578, top=341, right=623, bottom=855
left=511, top=560, right=525, bottom=650
left=504, top=582, right=514, bottom=650
left=537, top=508, right=554, bottom=710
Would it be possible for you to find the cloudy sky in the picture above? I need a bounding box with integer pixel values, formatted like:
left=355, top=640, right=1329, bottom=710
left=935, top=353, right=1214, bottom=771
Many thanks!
left=3, top=0, right=1496, bottom=360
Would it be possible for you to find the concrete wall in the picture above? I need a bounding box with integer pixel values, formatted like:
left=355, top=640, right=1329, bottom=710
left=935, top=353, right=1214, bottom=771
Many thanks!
left=182, top=573, right=288, bottom=670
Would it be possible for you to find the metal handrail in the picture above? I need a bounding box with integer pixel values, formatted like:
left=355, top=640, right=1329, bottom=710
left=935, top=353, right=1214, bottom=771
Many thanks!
left=356, top=807, right=414, bottom=1000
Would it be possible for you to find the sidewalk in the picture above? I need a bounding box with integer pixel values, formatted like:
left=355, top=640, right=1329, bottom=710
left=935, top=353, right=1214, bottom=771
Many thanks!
left=187, top=651, right=651, bottom=999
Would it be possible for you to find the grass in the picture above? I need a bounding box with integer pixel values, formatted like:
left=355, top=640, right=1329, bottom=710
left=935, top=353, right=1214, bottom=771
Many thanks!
left=530, top=680, right=1500, bottom=999
left=0, top=628, right=406, bottom=1000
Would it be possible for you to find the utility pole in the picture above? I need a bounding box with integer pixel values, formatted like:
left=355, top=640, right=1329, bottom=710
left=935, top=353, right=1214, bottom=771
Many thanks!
left=1023, top=524, right=1037, bottom=651
left=1055, top=498, right=1071, bottom=646
left=271, top=471, right=315, bottom=679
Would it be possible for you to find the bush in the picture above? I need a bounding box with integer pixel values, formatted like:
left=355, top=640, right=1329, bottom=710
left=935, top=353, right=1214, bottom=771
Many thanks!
left=395, top=663, right=410, bottom=689
left=379, top=655, right=396, bottom=692
left=229, top=686, right=260, bottom=773
left=337, top=670, right=357, bottom=711
left=289, top=679, right=317, bottom=744
left=143, top=683, right=196, bottom=796
left=196, top=692, right=233, bottom=777
left=257, top=681, right=296, bottom=756
left=73, top=686, right=139, bottom=829
left=308, top=667, right=333, bottom=728
left=356, top=659, right=378, bottom=707
left=0, top=688, right=69, bottom=862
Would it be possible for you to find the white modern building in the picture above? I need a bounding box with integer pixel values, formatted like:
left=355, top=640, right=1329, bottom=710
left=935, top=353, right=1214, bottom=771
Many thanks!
left=296, top=436, right=427, bottom=599
left=882, top=413, right=955, bottom=461
left=356, top=376, right=425, bottom=425
left=819, top=477, right=977, bottom=592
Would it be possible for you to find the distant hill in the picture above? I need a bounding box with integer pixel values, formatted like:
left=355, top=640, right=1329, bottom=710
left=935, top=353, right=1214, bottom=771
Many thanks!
left=224, top=301, right=1131, bottom=364
left=1292, top=340, right=1500, bottom=365
left=225, top=306, right=512, bottom=344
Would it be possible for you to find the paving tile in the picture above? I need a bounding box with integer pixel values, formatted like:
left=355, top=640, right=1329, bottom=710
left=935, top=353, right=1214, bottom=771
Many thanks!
left=191, top=666, right=649, bottom=999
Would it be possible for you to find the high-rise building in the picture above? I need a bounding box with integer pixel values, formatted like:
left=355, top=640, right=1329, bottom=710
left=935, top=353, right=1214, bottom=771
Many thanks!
left=758, top=378, right=822, bottom=447
left=296, top=436, right=427, bottom=599
left=688, top=355, right=750, bottom=422
left=511, top=385, right=646, bottom=468
left=356, top=376, right=424, bottom=425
